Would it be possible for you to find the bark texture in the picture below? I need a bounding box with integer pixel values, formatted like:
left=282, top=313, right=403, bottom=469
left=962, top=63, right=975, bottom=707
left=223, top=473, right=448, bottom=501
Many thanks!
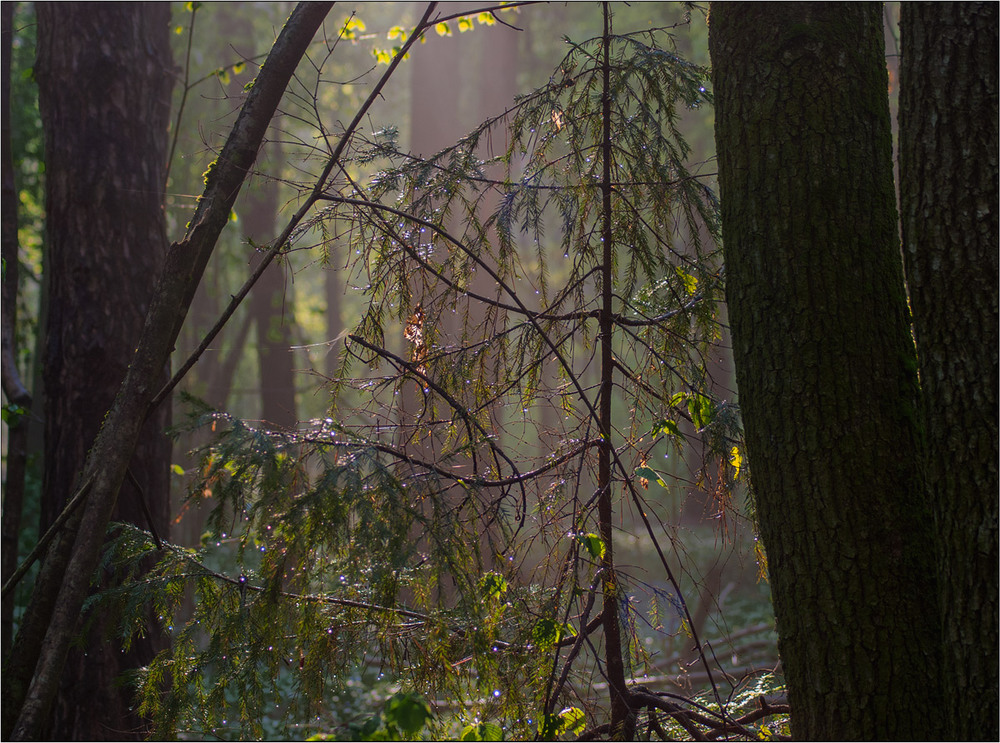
left=4, top=5, right=334, bottom=739
left=34, top=4, right=172, bottom=738
left=710, top=4, right=941, bottom=739
left=899, top=4, right=999, bottom=738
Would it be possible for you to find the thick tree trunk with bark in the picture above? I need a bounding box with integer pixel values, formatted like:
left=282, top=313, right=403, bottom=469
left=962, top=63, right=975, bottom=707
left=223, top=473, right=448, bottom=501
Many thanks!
left=899, top=4, right=999, bottom=738
left=710, top=4, right=941, bottom=739
left=34, top=4, right=172, bottom=738
left=2, top=6, right=334, bottom=739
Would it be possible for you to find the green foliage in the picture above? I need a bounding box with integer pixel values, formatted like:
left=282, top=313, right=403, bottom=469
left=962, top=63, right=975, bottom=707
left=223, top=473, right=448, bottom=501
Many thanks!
left=101, top=8, right=759, bottom=739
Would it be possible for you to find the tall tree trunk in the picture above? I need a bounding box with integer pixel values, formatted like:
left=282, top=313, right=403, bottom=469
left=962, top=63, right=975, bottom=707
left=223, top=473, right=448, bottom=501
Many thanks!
left=597, top=8, right=631, bottom=737
left=2, top=6, right=334, bottom=738
left=34, top=4, right=173, bottom=738
left=899, top=4, right=999, bottom=738
left=244, top=146, right=298, bottom=429
left=709, top=4, right=941, bottom=739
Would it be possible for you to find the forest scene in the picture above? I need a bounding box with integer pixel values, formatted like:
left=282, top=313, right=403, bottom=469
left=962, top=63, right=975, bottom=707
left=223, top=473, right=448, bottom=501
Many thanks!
left=1, top=2, right=996, bottom=741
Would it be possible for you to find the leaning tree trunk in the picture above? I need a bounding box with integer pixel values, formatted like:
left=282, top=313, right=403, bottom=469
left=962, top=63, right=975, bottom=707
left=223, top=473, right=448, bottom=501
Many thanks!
left=34, top=5, right=172, bottom=738
left=899, top=4, right=999, bottom=739
left=709, top=4, right=942, bottom=739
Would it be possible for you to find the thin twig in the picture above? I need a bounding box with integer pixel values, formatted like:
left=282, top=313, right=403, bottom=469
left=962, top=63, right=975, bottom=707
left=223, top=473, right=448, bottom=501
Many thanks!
left=1, top=477, right=93, bottom=597
left=150, top=3, right=441, bottom=411
left=125, top=468, right=163, bottom=550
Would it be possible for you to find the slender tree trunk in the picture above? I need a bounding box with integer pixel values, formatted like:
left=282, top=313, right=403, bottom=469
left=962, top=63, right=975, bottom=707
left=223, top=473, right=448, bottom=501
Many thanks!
left=598, top=6, right=631, bottom=738
left=2, top=6, right=333, bottom=738
left=33, top=5, right=173, bottom=738
left=710, top=4, right=941, bottom=739
left=899, top=4, right=999, bottom=738
left=244, top=145, right=298, bottom=429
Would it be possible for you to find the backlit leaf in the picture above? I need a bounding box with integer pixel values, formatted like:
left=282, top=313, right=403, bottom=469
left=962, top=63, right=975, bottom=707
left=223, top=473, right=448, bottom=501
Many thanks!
left=575, top=532, right=606, bottom=560
left=634, top=466, right=667, bottom=489
left=478, top=571, right=508, bottom=599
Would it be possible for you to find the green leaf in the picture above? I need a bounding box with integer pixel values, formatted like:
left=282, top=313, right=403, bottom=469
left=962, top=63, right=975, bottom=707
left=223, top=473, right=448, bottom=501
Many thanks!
left=232, top=62, right=246, bottom=75
left=477, top=12, right=496, bottom=25
left=461, top=722, right=503, bottom=741
left=538, top=713, right=562, bottom=739
left=2, top=404, right=26, bottom=426
left=575, top=532, right=605, bottom=560
left=170, top=464, right=186, bottom=476
left=538, top=708, right=585, bottom=739
left=532, top=617, right=562, bottom=646
left=634, top=466, right=668, bottom=489
left=558, top=707, right=586, bottom=735
left=655, top=419, right=681, bottom=438
left=387, top=25, right=408, bottom=42
left=478, top=571, right=508, bottom=599
left=687, top=393, right=715, bottom=430
left=384, top=692, right=431, bottom=735
left=435, top=21, right=452, bottom=36
left=457, top=17, right=475, bottom=32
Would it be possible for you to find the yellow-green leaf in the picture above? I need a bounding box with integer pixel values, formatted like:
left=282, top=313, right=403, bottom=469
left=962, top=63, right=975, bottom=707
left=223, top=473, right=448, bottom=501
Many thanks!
left=575, top=532, right=605, bottom=560
left=729, top=445, right=742, bottom=478
left=558, top=707, right=586, bottom=735
left=387, top=25, right=407, bottom=42
left=656, top=419, right=681, bottom=438
left=435, top=21, right=452, bottom=36
left=457, top=17, right=474, bottom=32
left=477, top=12, right=496, bottom=25
left=478, top=571, right=507, bottom=599
left=676, top=267, right=698, bottom=295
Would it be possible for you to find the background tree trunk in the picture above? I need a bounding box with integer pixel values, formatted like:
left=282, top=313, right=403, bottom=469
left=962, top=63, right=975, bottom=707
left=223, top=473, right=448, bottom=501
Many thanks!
left=899, top=4, right=999, bottom=738
left=33, top=4, right=173, bottom=738
left=710, top=4, right=941, bottom=738
left=3, top=8, right=338, bottom=736
left=244, top=142, right=298, bottom=429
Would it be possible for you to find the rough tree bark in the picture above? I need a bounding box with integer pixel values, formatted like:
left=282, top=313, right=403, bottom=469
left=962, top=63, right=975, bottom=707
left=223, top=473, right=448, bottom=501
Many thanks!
left=710, top=4, right=941, bottom=739
left=2, top=5, right=334, bottom=738
left=899, top=4, right=999, bottom=738
left=30, top=6, right=173, bottom=737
